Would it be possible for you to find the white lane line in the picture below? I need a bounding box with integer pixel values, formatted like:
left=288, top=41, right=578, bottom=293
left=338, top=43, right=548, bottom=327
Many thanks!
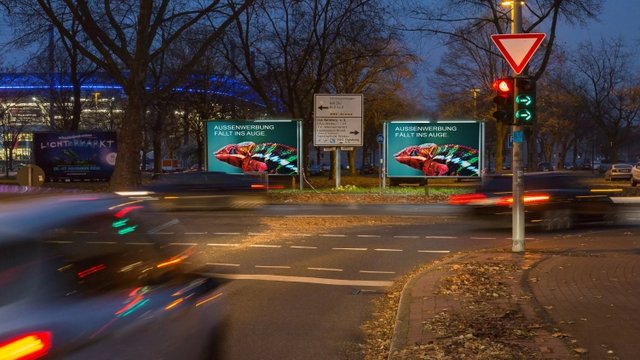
left=248, top=232, right=269, bottom=236
left=470, top=237, right=497, bottom=240
left=287, top=233, right=312, bottom=237
left=72, top=231, right=97, bottom=234
left=207, top=262, right=240, bottom=267
left=374, top=248, right=403, bottom=252
left=418, top=250, right=451, bottom=253
left=357, top=234, right=381, bottom=238
left=320, top=234, right=347, bottom=238
left=393, top=235, right=419, bottom=239
left=255, top=265, right=291, bottom=269
left=332, top=247, right=368, bottom=251
left=213, top=232, right=241, bottom=235
left=360, top=270, right=395, bottom=274
left=154, top=232, right=174, bottom=235
left=250, top=244, right=282, bottom=248
left=168, top=242, right=197, bottom=246
left=425, top=236, right=456, bottom=239
left=204, top=273, right=394, bottom=287
left=308, top=267, right=343, bottom=272
left=125, top=242, right=154, bottom=245
left=87, top=241, right=117, bottom=244
left=207, top=243, right=241, bottom=247
left=290, top=245, right=317, bottom=249
left=185, top=232, right=207, bottom=235
left=45, top=240, right=73, bottom=244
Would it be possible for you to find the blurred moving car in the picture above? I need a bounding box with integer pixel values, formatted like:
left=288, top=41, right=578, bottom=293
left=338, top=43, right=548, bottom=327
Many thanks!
left=604, top=163, right=632, bottom=181
left=138, top=171, right=268, bottom=211
left=0, top=191, right=226, bottom=360
left=448, top=172, right=617, bottom=231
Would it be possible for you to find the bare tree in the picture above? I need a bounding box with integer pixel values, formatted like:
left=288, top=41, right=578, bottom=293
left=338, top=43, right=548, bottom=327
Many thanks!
left=399, top=0, right=604, bottom=170
left=35, top=0, right=254, bottom=189
left=571, top=38, right=640, bottom=163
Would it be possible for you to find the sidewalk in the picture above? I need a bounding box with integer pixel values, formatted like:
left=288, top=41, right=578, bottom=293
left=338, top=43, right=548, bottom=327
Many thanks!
left=388, top=231, right=640, bottom=359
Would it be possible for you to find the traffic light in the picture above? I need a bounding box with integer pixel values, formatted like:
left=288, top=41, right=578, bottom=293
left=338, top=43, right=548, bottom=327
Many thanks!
left=515, top=77, right=536, bottom=125
left=492, top=77, right=514, bottom=125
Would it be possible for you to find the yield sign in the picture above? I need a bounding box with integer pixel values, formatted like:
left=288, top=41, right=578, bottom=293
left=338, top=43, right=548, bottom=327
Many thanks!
left=491, top=33, right=546, bottom=75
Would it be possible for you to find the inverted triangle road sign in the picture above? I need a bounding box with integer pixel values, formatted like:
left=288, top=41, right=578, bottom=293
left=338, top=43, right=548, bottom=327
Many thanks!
left=491, top=33, right=546, bottom=75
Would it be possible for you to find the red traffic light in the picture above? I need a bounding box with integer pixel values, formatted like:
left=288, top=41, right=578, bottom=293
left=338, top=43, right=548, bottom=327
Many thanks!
left=493, top=78, right=513, bottom=95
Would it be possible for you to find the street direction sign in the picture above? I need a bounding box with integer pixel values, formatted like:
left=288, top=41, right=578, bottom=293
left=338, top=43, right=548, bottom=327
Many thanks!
left=490, top=33, right=545, bottom=75
left=314, top=94, right=363, bottom=146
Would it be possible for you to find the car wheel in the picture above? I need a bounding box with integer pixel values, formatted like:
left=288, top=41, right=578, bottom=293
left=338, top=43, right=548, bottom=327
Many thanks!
left=540, top=209, right=573, bottom=231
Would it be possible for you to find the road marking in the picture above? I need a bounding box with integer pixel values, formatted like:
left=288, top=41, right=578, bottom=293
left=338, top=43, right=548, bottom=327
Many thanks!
left=291, top=245, right=317, bottom=249
left=418, top=250, right=451, bottom=253
left=255, top=265, right=291, bottom=269
left=87, top=241, right=117, bottom=244
left=470, top=237, right=497, bottom=240
left=374, top=248, right=403, bottom=252
left=308, top=267, right=343, bottom=272
left=320, top=234, right=347, bottom=237
left=360, top=270, right=395, bottom=274
left=204, top=273, right=394, bottom=287
left=393, top=235, right=419, bottom=239
left=185, top=232, right=207, bottom=235
left=248, top=232, right=269, bottom=236
left=214, top=232, right=241, bottom=235
left=332, top=247, right=367, bottom=251
left=425, top=236, right=455, bottom=239
left=45, top=240, right=73, bottom=244
left=125, top=242, right=154, bottom=245
left=250, top=244, right=282, bottom=248
left=168, top=242, right=197, bottom=246
left=357, top=234, right=381, bottom=238
left=288, top=233, right=312, bottom=237
left=207, top=243, right=240, bottom=247
left=155, top=232, right=174, bottom=235
left=207, top=262, right=240, bottom=267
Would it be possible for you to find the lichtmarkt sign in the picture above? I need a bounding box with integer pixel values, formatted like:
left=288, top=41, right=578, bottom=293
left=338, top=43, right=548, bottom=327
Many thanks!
left=206, top=120, right=301, bottom=175
left=384, top=120, right=484, bottom=178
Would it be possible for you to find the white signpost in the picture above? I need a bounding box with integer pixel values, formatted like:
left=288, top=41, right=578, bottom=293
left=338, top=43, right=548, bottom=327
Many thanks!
left=313, top=94, right=363, bottom=188
left=314, top=94, right=363, bottom=146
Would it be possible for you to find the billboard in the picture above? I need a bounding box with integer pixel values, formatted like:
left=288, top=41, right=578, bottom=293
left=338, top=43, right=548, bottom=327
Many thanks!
left=206, top=120, right=300, bottom=175
left=385, top=121, right=484, bottom=178
left=32, top=131, right=117, bottom=182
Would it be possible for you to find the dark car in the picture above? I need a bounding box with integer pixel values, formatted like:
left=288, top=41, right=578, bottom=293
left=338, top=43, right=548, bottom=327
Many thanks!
left=537, top=162, right=554, bottom=171
left=0, top=191, right=226, bottom=360
left=448, top=172, right=617, bottom=231
left=137, top=171, right=268, bottom=211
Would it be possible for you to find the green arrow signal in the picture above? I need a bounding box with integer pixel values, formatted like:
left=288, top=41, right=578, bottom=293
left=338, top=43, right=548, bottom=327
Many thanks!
left=515, top=109, right=533, bottom=121
left=516, top=95, right=533, bottom=106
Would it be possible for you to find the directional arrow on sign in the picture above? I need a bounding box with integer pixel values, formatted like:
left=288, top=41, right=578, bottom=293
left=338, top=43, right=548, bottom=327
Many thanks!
left=318, top=105, right=329, bottom=110
left=491, top=33, right=545, bottom=75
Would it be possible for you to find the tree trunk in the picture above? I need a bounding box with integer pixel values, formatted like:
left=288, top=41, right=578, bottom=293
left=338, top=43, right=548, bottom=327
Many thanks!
left=109, top=89, right=144, bottom=191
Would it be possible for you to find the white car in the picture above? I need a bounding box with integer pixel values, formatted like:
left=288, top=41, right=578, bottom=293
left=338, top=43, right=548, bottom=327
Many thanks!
left=604, top=163, right=632, bottom=181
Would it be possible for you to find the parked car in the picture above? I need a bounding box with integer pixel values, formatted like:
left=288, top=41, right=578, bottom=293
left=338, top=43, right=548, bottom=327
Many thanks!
left=0, top=191, right=226, bottom=359
left=137, top=171, right=268, bottom=211
left=604, top=163, right=632, bottom=181
left=597, top=162, right=611, bottom=174
left=448, top=172, right=617, bottom=231
left=629, top=163, right=640, bottom=186
left=537, top=162, right=554, bottom=172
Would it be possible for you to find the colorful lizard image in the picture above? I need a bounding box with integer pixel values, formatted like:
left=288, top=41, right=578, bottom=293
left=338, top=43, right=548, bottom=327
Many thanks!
left=214, top=141, right=298, bottom=174
left=394, top=143, right=479, bottom=176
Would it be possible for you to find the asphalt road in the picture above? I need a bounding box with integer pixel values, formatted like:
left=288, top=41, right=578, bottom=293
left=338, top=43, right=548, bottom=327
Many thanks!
left=148, top=202, right=640, bottom=360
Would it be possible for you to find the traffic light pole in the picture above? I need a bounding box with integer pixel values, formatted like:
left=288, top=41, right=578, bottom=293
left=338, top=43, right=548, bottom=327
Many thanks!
left=511, top=1, right=525, bottom=252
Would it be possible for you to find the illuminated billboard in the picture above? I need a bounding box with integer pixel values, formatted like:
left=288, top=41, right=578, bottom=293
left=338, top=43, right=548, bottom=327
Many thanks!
left=385, top=121, right=484, bottom=178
